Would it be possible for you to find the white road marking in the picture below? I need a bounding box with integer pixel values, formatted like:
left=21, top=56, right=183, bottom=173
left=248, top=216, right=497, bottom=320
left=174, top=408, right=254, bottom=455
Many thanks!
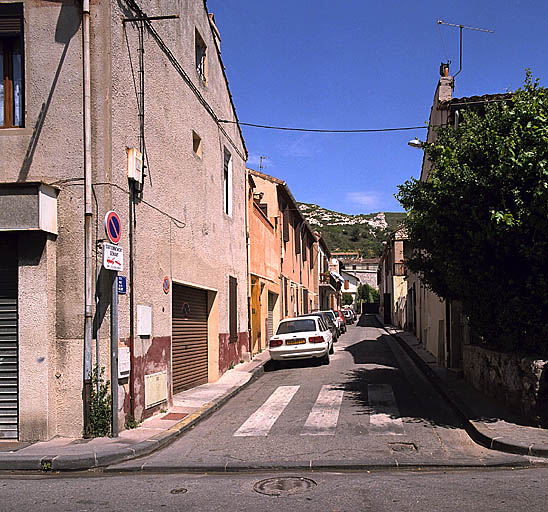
left=233, top=385, right=300, bottom=437
left=368, top=384, right=404, bottom=435
left=301, top=385, right=344, bottom=436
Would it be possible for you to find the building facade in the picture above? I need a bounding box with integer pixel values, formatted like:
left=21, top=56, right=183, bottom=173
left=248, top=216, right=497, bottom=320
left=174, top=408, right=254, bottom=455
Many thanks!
left=0, top=0, right=248, bottom=440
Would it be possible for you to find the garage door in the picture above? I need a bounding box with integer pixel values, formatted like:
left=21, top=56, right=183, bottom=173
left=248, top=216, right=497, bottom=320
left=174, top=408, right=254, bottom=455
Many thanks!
left=0, top=236, right=18, bottom=439
left=267, top=292, right=276, bottom=341
left=172, top=284, right=208, bottom=393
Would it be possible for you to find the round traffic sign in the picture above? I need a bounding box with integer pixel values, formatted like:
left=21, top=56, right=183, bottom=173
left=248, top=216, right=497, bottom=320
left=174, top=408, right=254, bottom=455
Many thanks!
left=105, top=211, right=122, bottom=244
left=163, top=276, right=170, bottom=294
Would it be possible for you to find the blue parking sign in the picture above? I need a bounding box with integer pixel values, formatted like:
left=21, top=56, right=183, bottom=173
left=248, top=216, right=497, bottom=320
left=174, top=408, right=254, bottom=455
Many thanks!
left=117, top=276, right=127, bottom=295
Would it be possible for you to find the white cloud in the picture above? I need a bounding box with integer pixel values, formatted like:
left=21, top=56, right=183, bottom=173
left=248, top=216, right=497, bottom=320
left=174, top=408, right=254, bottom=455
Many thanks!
left=346, top=191, right=382, bottom=211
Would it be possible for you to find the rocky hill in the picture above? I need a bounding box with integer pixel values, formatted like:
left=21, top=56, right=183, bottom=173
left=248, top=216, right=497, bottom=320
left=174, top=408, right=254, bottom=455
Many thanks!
left=298, top=203, right=406, bottom=258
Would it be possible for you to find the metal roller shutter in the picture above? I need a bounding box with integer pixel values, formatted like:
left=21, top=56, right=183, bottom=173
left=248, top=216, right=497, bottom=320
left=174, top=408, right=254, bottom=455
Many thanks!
left=0, top=236, right=18, bottom=439
left=172, top=284, right=208, bottom=393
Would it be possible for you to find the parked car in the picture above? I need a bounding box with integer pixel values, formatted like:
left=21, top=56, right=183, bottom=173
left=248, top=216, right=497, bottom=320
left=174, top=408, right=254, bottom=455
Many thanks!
left=302, top=311, right=338, bottom=342
left=342, top=309, right=354, bottom=324
left=334, top=310, right=347, bottom=333
left=317, top=309, right=343, bottom=336
left=269, top=316, right=333, bottom=365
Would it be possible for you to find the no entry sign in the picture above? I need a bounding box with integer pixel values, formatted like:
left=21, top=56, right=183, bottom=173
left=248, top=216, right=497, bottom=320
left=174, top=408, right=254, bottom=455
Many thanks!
left=104, top=211, right=122, bottom=244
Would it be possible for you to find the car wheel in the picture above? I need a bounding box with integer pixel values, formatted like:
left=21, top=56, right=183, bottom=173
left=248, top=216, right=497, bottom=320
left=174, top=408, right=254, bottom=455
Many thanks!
left=322, top=352, right=330, bottom=365
left=329, top=343, right=334, bottom=355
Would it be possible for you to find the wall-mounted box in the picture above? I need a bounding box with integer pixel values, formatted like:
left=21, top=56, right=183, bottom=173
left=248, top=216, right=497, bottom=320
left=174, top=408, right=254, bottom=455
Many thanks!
left=145, top=371, right=167, bottom=408
left=137, top=305, right=152, bottom=336
left=118, top=346, right=130, bottom=379
left=127, top=148, right=143, bottom=183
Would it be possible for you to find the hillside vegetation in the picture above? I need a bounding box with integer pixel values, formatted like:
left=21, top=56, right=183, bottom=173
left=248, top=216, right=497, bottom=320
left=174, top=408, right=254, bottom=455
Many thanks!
left=299, top=203, right=406, bottom=258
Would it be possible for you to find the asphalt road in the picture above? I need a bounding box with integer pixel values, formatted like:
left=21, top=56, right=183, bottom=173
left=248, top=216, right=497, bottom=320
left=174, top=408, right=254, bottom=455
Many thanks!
left=112, top=315, right=527, bottom=471
left=1, top=467, right=547, bottom=511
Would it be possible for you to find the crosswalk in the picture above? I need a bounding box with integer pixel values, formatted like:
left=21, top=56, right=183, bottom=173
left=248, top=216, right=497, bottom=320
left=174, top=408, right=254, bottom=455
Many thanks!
left=233, top=383, right=404, bottom=437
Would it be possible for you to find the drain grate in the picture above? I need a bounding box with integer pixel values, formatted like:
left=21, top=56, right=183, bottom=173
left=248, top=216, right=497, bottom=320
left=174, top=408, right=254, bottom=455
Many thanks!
left=388, top=442, right=418, bottom=452
left=253, top=477, right=317, bottom=497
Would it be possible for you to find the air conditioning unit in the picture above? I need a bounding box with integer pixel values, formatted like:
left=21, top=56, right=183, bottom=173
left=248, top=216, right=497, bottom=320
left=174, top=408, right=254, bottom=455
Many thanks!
left=127, top=148, right=143, bottom=182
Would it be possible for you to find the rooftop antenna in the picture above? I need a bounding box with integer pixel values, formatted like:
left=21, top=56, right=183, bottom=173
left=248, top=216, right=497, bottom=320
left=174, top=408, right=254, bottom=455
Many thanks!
left=437, top=20, right=494, bottom=79
left=259, top=155, right=267, bottom=171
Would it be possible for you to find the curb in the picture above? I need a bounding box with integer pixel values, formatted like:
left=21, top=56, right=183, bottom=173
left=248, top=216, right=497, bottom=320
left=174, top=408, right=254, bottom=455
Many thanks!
left=376, top=319, right=548, bottom=459
left=104, top=458, right=538, bottom=474
left=0, top=362, right=267, bottom=473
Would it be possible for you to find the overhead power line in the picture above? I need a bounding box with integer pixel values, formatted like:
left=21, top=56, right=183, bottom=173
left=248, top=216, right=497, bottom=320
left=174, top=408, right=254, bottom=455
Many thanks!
left=219, top=120, right=427, bottom=133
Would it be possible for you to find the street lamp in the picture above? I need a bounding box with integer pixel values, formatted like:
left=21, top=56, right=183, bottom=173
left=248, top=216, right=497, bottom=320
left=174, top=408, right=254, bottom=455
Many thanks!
left=407, top=138, right=423, bottom=148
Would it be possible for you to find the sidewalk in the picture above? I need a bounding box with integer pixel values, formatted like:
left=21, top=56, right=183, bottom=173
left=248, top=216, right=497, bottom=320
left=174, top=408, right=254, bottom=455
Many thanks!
left=0, top=351, right=270, bottom=472
left=378, top=317, right=548, bottom=459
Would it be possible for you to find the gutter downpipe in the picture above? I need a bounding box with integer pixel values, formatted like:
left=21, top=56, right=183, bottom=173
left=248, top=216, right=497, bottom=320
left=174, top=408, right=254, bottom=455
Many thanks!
left=83, top=0, right=93, bottom=436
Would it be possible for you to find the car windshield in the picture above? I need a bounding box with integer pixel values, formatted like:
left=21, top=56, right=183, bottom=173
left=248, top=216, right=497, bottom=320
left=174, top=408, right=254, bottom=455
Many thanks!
left=276, top=319, right=317, bottom=335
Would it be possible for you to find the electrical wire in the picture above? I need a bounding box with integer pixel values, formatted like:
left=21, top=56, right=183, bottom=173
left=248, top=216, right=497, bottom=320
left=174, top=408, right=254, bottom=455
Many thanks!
left=220, top=120, right=428, bottom=133
left=50, top=179, right=186, bottom=228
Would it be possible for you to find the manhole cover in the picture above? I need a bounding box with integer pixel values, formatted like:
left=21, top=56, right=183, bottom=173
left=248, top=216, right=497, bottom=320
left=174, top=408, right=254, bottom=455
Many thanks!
left=170, top=488, right=188, bottom=495
left=253, top=477, right=317, bottom=497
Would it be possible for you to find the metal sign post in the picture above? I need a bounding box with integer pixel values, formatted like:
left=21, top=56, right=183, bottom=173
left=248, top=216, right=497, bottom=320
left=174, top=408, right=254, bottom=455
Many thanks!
left=111, top=270, right=119, bottom=437
left=103, top=211, right=123, bottom=437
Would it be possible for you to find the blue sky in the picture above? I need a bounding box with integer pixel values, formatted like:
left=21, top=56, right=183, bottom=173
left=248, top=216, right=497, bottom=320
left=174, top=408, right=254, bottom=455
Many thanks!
left=208, top=0, right=548, bottom=214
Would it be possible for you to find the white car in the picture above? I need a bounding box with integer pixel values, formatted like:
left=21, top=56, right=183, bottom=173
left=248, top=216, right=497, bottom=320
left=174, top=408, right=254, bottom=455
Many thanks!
left=269, top=316, right=333, bottom=365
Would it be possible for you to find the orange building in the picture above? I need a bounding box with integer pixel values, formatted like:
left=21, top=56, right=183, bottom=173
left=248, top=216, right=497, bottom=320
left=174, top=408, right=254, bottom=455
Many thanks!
left=247, top=169, right=319, bottom=353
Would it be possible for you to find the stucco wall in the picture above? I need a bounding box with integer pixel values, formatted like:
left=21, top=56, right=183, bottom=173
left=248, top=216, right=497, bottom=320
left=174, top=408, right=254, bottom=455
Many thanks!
left=0, top=0, right=249, bottom=438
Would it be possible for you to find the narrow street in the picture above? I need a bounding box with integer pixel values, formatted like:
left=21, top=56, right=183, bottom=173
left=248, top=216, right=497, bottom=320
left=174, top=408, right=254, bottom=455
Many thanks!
left=111, top=316, right=523, bottom=471
left=1, top=317, right=544, bottom=511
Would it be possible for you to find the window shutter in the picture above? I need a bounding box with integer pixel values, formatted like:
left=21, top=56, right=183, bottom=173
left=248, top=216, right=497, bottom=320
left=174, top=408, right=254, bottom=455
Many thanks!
left=282, top=208, right=289, bottom=242
left=0, top=4, right=23, bottom=35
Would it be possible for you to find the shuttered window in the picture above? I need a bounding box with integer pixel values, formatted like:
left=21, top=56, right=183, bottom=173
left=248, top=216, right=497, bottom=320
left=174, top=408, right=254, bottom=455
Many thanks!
left=229, top=276, right=237, bottom=342
left=0, top=3, right=24, bottom=128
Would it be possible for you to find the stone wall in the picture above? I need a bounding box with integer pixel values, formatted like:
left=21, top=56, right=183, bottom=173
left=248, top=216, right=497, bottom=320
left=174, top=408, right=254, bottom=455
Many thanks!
left=463, top=344, right=548, bottom=426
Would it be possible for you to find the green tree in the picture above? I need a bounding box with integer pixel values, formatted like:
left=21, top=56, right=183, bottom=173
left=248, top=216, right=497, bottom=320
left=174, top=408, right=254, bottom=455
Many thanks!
left=357, top=283, right=379, bottom=304
left=397, top=72, right=548, bottom=355
left=342, top=293, right=354, bottom=306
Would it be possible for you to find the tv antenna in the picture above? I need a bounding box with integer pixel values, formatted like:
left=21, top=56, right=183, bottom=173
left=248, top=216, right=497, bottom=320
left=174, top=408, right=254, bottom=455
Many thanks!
left=259, top=155, right=267, bottom=171
left=437, top=20, right=494, bottom=78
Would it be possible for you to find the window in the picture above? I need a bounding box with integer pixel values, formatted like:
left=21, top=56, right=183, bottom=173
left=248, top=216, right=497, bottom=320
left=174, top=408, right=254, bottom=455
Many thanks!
left=0, top=3, right=24, bottom=128
left=192, top=130, right=202, bottom=158
left=223, top=148, right=232, bottom=215
left=195, top=29, right=207, bottom=82
left=229, top=276, right=237, bottom=343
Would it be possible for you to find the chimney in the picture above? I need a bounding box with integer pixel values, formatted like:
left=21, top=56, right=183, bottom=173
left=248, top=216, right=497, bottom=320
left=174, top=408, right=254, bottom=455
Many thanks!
left=437, top=62, right=453, bottom=104
left=209, top=13, right=221, bottom=50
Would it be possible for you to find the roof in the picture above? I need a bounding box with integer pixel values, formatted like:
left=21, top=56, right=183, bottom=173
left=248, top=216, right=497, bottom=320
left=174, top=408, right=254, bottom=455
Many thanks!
left=247, top=168, right=317, bottom=241
left=443, top=92, right=513, bottom=111
left=247, top=168, right=284, bottom=185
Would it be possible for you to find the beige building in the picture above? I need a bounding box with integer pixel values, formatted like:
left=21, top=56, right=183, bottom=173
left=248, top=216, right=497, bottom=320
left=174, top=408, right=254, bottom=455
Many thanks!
left=405, top=66, right=472, bottom=369
left=378, top=228, right=407, bottom=328
left=0, top=0, right=248, bottom=440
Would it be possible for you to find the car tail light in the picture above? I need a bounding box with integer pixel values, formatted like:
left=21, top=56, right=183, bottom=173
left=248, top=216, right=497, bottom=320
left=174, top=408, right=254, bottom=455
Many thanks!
left=309, top=335, right=324, bottom=344
left=269, top=338, right=283, bottom=347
